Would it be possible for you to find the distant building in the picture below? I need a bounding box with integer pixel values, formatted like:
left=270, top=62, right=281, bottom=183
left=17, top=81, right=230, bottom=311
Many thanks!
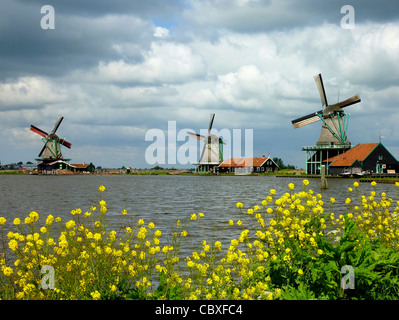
left=218, top=157, right=279, bottom=174
left=325, top=142, right=399, bottom=175
left=37, top=160, right=95, bottom=173
left=69, top=163, right=95, bottom=173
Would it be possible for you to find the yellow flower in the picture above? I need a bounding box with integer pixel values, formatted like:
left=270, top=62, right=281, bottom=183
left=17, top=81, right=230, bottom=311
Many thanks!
left=298, top=269, right=304, bottom=275
left=28, top=211, right=38, bottom=223
left=247, top=208, right=254, bottom=215
left=40, top=227, right=47, bottom=234
left=270, top=189, right=276, bottom=195
left=237, top=220, right=243, bottom=226
left=138, top=219, right=145, bottom=225
left=199, top=212, right=205, bottom=217
left=3, top=266, right=13, bottom=276
left=236, top=202, right=244, bottom=208
left=395, top=182, right=399, bottom=187
left=0, top=217, right=6, bottom=225
left=228, top=219, right=234, bottom=226
left=13, top=218, right=21, bottom=226
left=121, top=209, right=127, bottom=215
left=348, top=187, right=353, bottom=192
left=266, top=208, right=273, bottom=214
left=65, top=220, right=76, bottom=229
left=90, top=291, right=101, bottom=300
left=330, top=197, right=336, bottom=204
left=93, top=233, right=102, bottom=241
left=353, top=181, right=359, bottom=187
left=98, top=185, right=106, bottom=192
left=371, top=181, right=377, bottom=187
left=317, top=249, right=323, bottom=255
left=8, top=239, right=18, bottom=251
left=190, top=213, right=197, bottom=220
left=288, top=183, right=295, bottom=190
left=154, top=230, right=162, bottom=237
left=302, top=179, right=309, bottom=186
left=24, top=217, right=32, bottom=224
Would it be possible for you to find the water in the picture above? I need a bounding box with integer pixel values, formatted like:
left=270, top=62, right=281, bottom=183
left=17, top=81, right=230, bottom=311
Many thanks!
left=0, top=175, right=397, bottom=246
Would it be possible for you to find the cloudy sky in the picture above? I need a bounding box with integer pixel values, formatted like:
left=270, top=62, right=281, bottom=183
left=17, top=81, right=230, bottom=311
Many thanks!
left=1, top=0, right=399, bottom=169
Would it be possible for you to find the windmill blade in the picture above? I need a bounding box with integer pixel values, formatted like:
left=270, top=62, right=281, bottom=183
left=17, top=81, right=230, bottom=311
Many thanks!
left=38, top=143, right=47, bottom=157
left=30, top=125, right=48, bottom=138
left=328, top=94, right=361, bottom=110
left=207, top=113, right=215, bottom=133
left=291, top=110, right=323, bottom=128
left=314, top=74, right=328, bottom=107
left=187, top=131, right=205, bottom=141
left=51, top=116, right=64, bottom=134
left=59, top=139, right=72, bottom=149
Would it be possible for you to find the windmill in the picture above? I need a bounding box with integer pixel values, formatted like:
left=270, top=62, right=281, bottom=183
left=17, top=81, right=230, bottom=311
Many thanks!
left=30, top=116, right=72, bottom=162
left=292, top=73, right=361, bottom=146
left=291, top=74, right=361, bottom=174
left=187, top=113, right=225, bottom=172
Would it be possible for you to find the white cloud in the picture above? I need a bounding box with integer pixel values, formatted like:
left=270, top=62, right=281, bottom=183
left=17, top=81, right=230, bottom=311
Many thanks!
left=95, top=41, right=206, bottom=84
left=0, top=77, right=67, bottom=110
left=153, top=26, right=170, bottom=38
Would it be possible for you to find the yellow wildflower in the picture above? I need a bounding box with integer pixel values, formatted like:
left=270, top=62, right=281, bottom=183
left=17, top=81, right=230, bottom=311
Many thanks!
left=98, top=185, right=106, bottom=192
left=65, top=220, right=76, bottom=229
left=90, top=291, right=101, bottom=300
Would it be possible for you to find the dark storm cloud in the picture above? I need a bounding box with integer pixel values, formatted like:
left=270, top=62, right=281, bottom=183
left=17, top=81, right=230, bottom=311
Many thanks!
left=185, top=0, right=399, bottom=34
left=0, top=0, right=185, bottom=80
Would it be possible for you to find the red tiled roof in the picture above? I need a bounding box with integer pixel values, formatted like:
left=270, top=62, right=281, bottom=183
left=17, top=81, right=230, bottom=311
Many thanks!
left=219, top=158, right=243, bottom=167
left=235, top=157, right=268, bottom=167
left=219, top=157, right=270, bottom=167
left=327, top=143, right=379, bottom=167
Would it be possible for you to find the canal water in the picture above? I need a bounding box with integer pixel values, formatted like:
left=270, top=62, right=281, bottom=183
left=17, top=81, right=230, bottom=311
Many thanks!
left=0, top=174, right=397, bottom=247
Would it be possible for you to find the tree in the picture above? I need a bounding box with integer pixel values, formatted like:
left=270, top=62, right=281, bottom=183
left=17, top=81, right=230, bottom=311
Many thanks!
left=273, top=157, right=295, bottom=170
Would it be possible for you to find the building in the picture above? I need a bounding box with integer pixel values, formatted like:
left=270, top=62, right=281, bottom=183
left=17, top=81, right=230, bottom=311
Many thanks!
left=218, top=157, right=279, bottom=174
left=325, top=142, right=399, bottom=175
left=70, top=163, right=95, bottom=173
left=37, top=160, right=71, bottom=172
left=37, top=160, right=95, bottom=174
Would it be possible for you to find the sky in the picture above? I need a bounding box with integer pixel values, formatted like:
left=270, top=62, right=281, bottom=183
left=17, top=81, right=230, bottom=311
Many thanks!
left=1, top=0, right=399, bottom=169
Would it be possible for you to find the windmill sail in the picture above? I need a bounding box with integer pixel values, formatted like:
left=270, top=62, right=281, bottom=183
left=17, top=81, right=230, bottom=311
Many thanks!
left=292, top=74, right=361, bottom=146
left=30, top=116, right=72, bottom=160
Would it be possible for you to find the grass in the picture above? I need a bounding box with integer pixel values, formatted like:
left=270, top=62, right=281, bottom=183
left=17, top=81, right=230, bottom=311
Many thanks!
left=0, top=180, right=398, bottom=300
